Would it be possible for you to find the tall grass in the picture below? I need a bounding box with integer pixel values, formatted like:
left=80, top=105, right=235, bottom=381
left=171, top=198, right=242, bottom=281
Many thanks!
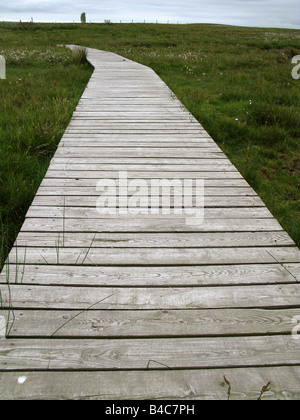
left=0, top=45, right=93, bottom=269
left=71, top=46, right=88, bottom=64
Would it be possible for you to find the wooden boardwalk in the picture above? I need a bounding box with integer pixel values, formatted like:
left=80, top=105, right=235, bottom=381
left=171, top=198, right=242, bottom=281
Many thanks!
left=0, top=47, right=300, bottom=400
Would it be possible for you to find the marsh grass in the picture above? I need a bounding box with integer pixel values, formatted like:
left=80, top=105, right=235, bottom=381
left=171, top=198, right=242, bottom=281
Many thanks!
left=71, top=46, right=88, bottom=64
left=223, top=375, right=271, bottom=400
left=0, top=44, right=93, bottom=270
left=0, top=240, right=28, bottom=336
left=50, top=293, right=115, bottom=337
left=4, top=257, right=15, bottom=337
left=223, top=375, right=232, bottom=400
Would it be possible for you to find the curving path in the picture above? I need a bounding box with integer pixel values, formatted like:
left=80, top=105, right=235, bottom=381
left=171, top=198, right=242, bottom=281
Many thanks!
left=0, top=46, right=299, bottom=399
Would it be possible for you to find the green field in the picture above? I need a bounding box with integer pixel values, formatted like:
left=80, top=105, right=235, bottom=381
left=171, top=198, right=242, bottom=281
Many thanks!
left=0, top=23, right=300, bottom=267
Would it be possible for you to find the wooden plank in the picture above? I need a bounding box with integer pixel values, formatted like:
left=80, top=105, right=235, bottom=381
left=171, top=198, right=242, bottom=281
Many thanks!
left=77, top=93, right=174, bottom=99
left=20, top=217, right=283, bottom=232
left=47, top=163, right=237, bottom=172
left=44, top=171, right=243, bottom=180
left=12, top=231, right=294, bottom=248
left=9, top=246, right=300, bottom=266
left=55, top=148, right=224, bottom=158
left=59, top=141, right=219, bottom=148
left=31, top=195, right=265, bottom=208
left=68, top=121, right=202, bottom=127
left=1, top=284, right=300, bottom=310
left=60, top=134, right=212, bottom=140
left=71, top=114, right=193, bottom=119
left=60, top=139, right=216, bottom=146
left=25, top=207, right=272, bottom=219
left=64, top=130, right=208, bottom=135
left=50, top=156, right=230, bottom=163
left=61, top=133, right=212, bottom=137
left=0, top=366, right=300, bottom=401
left=34, top=187, right=258, bottom=196
left=2, top=308, right=299, bottom=338
left=74, top=109, right=190, bottom=114
left=71, top=118, right=197, bottom=123
left=75, top=103, right=190, bottom=108
left=0, top=336, right=298, bottom=371
left=1, top=263, right=297, bottom=286
left=80, top=89, right=172, bottom=93
left=0, top=367, right=299, bottom=400
left=40, top=178, right=248, bottom=187
left=5, top=246, right=300, bottom=266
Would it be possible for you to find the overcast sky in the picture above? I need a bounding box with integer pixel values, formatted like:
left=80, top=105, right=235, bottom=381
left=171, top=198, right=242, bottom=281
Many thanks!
left=1, top=0, right=299, bottom=29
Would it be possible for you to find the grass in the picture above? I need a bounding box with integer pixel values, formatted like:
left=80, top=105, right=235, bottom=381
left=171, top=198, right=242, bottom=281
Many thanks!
left=71, top=46, right=88, bottom=64
left=223, top=375, right=271, bottom=400
left=0, top=23, right=299, bottom=269
left=0, top=44, right=93, bottom=268
left=50, top=293, right=115, bottom=338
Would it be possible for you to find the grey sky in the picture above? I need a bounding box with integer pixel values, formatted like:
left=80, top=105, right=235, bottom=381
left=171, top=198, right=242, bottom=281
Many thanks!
left=1, top=0, right=299, bottom=29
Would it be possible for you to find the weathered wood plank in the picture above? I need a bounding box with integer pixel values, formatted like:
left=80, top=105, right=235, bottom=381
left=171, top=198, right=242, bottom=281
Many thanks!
left=60, top=134, right=215, bottom=140
left=2, top=308, right=299, bottom=338
left=35, top=187, right=255, bottom=197
left=39, top=179, right=248, bottom=190
left=20, top=217, right=283, bottom=232
left=59, top=141, right=218, bottom=148
left=54, top=148, right=225, bottom=158
left=1, top=284, right=300, bottom=310
left=47, top=163, right=237, bottom=172
left=44, top=171, right=243, bottom=180
left=64, top=131, right=211, bottom=136
left=51, top=156, right=230, bottom=163
left=71, top=114, right=193, bottom=119
left=0, top=336, right=298, bottom=371
left=0, top=367, right=299, bottom=400
left=68, top=121, right=202, bottom=127
left=25, top=207, right=272, bottom=219
left=59, top=141, right=219, bottom=148
left=1, top=263, right=298, bottom=286
left=76, top=100, right=184, bottom=104
left=31, top=195, right=265, bottom=208
left=12, top=231, right=294, bottom=248
left=7, top=247, right=299, bottom=266
left=77, top=93, right=175, bottom=99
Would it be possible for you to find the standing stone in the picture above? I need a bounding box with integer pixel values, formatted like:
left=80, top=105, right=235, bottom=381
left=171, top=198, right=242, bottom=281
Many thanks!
left=81, top=13, right=86, bottom=24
